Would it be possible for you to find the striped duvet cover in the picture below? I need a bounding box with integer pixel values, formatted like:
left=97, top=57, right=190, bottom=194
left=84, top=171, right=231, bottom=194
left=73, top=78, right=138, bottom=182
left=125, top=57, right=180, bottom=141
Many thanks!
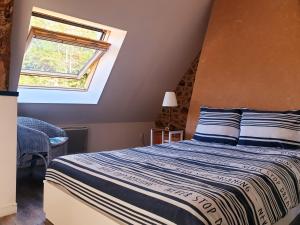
left=45, top=140, right=300, bottom=225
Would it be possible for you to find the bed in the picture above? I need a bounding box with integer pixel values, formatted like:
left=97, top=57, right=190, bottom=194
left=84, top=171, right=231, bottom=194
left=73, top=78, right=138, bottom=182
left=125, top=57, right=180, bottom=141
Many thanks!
left=44, top=140, right=300, bottom=225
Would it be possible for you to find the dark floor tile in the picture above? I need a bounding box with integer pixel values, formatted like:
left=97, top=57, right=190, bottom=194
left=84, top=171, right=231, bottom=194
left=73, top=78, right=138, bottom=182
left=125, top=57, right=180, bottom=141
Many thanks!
left=0, top=167, right=46, bottom=225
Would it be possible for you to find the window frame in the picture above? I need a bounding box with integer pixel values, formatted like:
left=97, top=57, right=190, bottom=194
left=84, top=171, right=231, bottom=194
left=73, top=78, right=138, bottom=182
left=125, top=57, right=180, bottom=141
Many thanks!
left=19, top=58, right=101, bottom=92
left=18, top=7, right=127, bottom=104
left=21, top=26, right=111, bottom=81
left=31, top=11, right=108, bottom=41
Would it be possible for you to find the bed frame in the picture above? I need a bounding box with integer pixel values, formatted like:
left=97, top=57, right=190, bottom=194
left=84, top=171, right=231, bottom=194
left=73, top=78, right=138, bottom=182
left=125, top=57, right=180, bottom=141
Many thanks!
left=44, top=181, right=123, bottom=225
left=44, top=180, right=300, bottom=225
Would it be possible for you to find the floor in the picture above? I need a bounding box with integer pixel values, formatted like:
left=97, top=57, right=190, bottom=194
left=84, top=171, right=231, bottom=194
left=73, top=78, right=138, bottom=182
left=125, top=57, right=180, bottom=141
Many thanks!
left=1, top=167, right=300, bottom=225
left=0, top=167, right=52, bottom=225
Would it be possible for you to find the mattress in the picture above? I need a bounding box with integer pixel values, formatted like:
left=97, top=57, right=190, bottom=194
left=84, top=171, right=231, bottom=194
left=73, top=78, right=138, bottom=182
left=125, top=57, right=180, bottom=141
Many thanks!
left=45, top=140, right=300, bottom=225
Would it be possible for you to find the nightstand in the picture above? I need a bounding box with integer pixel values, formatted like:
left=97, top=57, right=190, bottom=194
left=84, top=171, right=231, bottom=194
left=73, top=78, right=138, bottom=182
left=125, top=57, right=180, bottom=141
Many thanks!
left=150, top=128, right=184, bottom=146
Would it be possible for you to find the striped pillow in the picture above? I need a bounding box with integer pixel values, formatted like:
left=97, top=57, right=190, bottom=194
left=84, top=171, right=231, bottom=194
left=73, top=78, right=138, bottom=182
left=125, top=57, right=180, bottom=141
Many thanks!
left=193, top=107, right=242, bottom=145
left=238, top=110, right=300, bottom=149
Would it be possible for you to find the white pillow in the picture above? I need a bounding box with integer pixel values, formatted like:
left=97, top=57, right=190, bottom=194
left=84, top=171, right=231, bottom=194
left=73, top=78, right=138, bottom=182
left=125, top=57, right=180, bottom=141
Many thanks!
left=193, top=107, right=242, bottom=145
left=238, top=109, right=300, bottom=149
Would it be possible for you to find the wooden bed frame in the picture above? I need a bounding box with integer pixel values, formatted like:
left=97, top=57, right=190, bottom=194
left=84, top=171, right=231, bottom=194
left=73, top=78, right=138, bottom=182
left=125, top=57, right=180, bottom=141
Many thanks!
left=44, top=180, right=300, bottom=225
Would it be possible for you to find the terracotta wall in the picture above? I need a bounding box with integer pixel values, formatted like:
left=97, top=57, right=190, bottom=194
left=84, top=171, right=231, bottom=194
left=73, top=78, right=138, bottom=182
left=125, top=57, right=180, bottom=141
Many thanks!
left=156, top=55, right=199, bottom=130
left=0, top=0, right=13, bottom=90
left=186, top=0, right=300, bottom=138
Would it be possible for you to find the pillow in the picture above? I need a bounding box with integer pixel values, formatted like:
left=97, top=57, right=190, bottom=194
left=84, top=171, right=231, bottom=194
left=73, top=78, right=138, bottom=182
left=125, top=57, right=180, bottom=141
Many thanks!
left=193, top=107, right=242, bottom=145
left=49, top=137, right=68, bottom=147
left=238, top=109, right=300, bottom=149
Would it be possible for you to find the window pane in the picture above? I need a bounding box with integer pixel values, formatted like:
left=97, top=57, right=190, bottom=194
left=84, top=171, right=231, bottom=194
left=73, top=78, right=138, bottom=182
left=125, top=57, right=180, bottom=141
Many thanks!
left=31, top=16, right=103, bottom=40
left=19, top=58, right=98, bottom=90
left=18, top=73, right=89, bottom=90
left=22, top=38, right=97, bottom=77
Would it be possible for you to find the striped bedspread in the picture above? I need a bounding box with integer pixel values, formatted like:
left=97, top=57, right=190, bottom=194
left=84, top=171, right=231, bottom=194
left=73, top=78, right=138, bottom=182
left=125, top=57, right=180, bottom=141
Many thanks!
left=45, top=140, right=300, bottom=225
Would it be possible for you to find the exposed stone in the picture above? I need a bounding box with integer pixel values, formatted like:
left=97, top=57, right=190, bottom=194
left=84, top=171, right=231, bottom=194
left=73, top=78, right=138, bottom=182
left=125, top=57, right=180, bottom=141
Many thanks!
left=181, top=107, right=189, bottom=113
left=179, top=80, right=185, bottom=86
left=155, top=54, right=200, bottom=130
left=0, top=0, right=13, bottom=90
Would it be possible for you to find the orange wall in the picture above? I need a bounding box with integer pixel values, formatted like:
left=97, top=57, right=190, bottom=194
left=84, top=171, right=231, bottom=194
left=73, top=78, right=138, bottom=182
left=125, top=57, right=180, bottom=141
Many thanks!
left=186, top=0, right=300, bottom=138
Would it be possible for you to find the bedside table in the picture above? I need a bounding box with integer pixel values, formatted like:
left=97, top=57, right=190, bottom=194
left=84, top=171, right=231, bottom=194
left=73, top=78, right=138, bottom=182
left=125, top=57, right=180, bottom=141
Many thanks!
left=150, top=128, right=184, bottom=146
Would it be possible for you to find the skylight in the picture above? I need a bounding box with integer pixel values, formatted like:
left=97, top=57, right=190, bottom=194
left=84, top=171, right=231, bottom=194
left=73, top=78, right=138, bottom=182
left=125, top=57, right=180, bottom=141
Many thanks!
left=22, top=35, right=97, bottom=77
left=19, top=12, right=110, bottom=90
left=18, top=7, right=127, bottom=104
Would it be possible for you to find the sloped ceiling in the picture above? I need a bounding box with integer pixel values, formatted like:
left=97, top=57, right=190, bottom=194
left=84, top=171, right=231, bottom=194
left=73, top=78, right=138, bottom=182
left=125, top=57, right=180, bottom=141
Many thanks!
left=10, top=0, right=212, bottom=124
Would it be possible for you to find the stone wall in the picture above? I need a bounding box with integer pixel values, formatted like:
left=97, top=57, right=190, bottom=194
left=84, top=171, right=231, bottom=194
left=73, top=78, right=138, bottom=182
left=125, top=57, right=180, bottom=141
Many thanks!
left=0, top=0, right=13, bottom=90
left=156, top=55, right=200, bottom=131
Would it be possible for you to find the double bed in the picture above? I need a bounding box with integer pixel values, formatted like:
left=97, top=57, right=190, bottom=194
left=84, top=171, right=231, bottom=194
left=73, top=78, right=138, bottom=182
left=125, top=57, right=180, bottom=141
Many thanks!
left=44, top=140, right=300, bottom=225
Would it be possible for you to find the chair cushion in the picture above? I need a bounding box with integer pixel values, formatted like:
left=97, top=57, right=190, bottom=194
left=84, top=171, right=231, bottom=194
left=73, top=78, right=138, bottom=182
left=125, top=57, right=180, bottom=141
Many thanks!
left=49, top=137, right=68, bottom=147
left=193, top=107, right=242, bottom=145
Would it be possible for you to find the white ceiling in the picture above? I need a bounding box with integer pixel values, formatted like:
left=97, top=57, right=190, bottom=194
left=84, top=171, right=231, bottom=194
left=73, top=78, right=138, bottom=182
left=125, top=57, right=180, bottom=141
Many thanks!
left=11, top=0, right=212, bottom=124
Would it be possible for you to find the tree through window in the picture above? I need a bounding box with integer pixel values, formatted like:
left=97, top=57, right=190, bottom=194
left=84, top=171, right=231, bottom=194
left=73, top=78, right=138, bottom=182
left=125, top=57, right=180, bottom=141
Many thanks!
left=19, top=12, right=111, bottom=90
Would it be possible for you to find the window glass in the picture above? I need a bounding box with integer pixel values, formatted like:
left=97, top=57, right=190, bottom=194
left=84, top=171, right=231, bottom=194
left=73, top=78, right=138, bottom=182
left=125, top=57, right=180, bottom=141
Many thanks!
left=30, top=15, right=103, bottom=40
left=19, top=60, right=98, bottom=90
left=22, top=38, right=97, bottom=77
left=19, top=13, right=110, bottom=91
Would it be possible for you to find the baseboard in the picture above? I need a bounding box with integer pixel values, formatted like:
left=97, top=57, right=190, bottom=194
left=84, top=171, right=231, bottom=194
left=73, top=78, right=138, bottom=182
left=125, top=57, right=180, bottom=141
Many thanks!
left=0, top=203, right=17, bottom=218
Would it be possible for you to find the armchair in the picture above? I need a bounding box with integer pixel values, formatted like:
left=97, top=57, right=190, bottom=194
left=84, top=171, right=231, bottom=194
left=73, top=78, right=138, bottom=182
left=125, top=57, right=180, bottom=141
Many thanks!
left=17, top=117, right=68, bottom=168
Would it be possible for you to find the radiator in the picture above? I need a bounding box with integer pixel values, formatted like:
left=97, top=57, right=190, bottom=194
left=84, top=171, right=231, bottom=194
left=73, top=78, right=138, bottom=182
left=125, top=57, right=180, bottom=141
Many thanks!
left=62, top=126, right=88, bottom=154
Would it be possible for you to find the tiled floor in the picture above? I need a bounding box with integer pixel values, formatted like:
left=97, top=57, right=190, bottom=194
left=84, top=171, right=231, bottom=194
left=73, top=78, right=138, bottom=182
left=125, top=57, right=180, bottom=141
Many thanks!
left=0, top=167, right=51, bottom=225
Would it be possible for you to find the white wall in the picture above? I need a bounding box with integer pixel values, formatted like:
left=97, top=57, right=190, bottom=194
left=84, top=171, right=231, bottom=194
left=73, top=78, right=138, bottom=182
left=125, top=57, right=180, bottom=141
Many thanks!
left=12, top=0, right=212, bottom=124
left=60, top=122, right=154, bottom=152
left=0, top=95, right=17, bottom=217
left=11, top=0, right=212, bottom=152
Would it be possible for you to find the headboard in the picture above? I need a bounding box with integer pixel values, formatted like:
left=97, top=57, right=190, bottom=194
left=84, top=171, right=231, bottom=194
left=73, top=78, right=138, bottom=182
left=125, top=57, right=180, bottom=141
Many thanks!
left=185, top=0, right=300, bottom=139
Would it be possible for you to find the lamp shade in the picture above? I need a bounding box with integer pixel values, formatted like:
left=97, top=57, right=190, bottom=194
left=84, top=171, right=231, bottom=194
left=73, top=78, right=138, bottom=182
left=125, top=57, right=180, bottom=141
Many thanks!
left=162, top=92, right=178, bottom=107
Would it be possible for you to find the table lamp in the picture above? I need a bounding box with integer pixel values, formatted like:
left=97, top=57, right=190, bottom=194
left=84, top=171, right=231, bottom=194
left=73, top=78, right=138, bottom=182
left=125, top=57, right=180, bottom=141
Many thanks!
left=162, top=91, right=178, bottom=130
